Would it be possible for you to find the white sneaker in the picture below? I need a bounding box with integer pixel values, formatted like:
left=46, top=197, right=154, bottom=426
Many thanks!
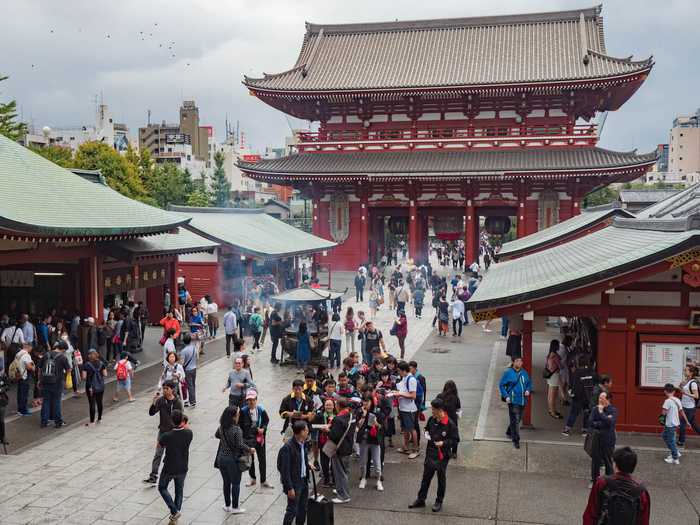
left=376, top=480, right=384, bottom=491
left=664, top=457, right=680, bottom=464
left=230, top=508, right=246, bottom=514
left=331, top=497, right=351, bottom=504
left=222, top=505, right=233, bottom=512
left=359, top=478, right=366, bottom=489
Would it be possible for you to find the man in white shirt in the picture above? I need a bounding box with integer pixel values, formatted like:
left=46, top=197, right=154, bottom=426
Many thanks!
left=395, top=362, right=419, bottom=459
left=14, top=342, right=35, bottom=416
left=662, top=383, right=688, bottom=464
left=449, top=298, right=465, bottom=337
left=2, top=323, right=25, bottom=367
left=223, top=306, right=238, bottom=358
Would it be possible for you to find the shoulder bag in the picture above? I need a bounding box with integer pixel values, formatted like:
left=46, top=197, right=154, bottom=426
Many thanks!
left=322, top=415, right=354, bottom=458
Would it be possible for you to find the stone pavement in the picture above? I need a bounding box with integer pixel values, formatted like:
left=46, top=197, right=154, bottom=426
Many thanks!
left=1, top=274, right=699, bottom=524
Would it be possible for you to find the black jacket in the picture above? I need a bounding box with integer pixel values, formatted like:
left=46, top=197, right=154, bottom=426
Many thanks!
left=278, top=394, right=314, bottom=434
left=149, top=395, right=183, bottom=433
left=277, top=438, right=311, bottom=492
left=328, top=410, right=356, bottom=457
left=424, top=416, right=459, bottom=464
left=239, top=405, right=270, bottom=446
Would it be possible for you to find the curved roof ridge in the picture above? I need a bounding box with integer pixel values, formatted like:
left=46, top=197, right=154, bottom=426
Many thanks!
left=305, top=5, right=603, bottom=35
left=586, top=48, right=654, bottom=68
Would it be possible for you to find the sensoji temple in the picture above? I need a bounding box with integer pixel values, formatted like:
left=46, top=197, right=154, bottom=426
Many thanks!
left=469, top=185, right=700, bottom=432
left=239, top=5, right=657, bottom=270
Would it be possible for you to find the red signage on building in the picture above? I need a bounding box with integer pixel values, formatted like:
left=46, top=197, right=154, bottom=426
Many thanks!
left=240, top=154, right=261, bottom=163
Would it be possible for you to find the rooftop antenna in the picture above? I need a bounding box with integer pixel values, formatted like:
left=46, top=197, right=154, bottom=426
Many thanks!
left=147, top=109, right=151, bottom=126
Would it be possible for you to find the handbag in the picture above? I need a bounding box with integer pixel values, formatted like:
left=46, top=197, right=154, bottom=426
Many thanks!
left=65, top=370, right=73, bottom=390
left=322, top=415, right=354, bottom=459
left=217, top=425, right=252, bottom=473
left=159, top=334, right=168, bottom=346
left=542, top=367, right=553, bottom=380
left=389, top=323, right=398, bottom=336
left=583, top=429, right=599, bottom=457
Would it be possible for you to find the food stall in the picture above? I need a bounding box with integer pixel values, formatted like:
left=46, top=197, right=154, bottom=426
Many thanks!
left=270, top=287, right=345, bottom=366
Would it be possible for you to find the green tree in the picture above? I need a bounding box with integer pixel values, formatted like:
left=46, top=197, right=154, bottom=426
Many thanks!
left=187, top=189, right=211, bottom=207
left=145, top=162, right=195, bottom=208
left=210, top=151, right=231, bottom=207
left=30, top=144, right=74, bottom=168
left=583, top=186, right=619, bottom=208
left=0, top=74, right=27, bottom=140
left=74, top=141, right=153, bottom=204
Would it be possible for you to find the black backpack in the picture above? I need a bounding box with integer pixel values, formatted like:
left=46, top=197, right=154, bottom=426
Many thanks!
left=598, top=476, right=643, bottom=525
left=42, top=352, right=58, bottom=384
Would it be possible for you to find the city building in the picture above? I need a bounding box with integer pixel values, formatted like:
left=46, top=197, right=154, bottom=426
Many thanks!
left=669, top=108, right=700, bottom=173
left=655, top=143, right=669, bottom=172
left=470, top=184, right=700, bottom=432
left=643, top=170, right=700, bottom=187
left=138, top=100, right=211, bottom=164
left=239, top=6, right=657, bottom=271
left=23, top=104, right=131, bottom=153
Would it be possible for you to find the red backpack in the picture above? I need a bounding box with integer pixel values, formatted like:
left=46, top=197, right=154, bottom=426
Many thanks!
left=116, top=359, right=129, bottom=381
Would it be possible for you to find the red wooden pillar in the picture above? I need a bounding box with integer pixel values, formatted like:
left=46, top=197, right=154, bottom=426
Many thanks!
left=522, top=318, right=533, bottom=426
left=312, top=196, right=321, bottom=273
left=408, top=199, right=418, bottom=261
left=517, top=198, right=526, bottom=238
left=360, top=197, right=369, bottom=265
left=465, top=200, right=477, bottom=265
left=245, top=258, right=253, bottom=277
left=80, top=256, right=102, bottom=321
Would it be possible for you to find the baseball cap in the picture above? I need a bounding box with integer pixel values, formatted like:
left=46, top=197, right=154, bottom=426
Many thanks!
left=245, top=389, right=258, bottom=400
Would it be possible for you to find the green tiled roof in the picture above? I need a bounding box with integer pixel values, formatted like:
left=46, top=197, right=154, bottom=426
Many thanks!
left=468, top=225, right=697, bottom=311
left=635, top=184, right=700, bottom=219
left=0, top=135, right=188, bottom=237
left=113, top=228, right=219, bottom=258
left=498, top=207, right=633, bottom=258
left=169, top=206, right=336, bottom=257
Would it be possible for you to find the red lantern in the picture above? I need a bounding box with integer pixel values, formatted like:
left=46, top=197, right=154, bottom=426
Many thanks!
left=485, top=216, right=511, bottom=235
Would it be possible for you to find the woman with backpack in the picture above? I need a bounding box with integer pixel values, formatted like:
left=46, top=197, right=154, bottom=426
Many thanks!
left=678, top=364, right=700, bottom=448
left=545, top=340, right=563, bottom=419
left=113, top=351, right=135, bottom=403
left=81, top=349, right=107, bottom=426
left=249, top=307, right=264, bottom=351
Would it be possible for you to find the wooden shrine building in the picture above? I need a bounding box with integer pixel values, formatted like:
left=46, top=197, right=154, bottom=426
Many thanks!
left=469, top=185, right=700, bottom=432
left=240, top=5, right=656, bottom=270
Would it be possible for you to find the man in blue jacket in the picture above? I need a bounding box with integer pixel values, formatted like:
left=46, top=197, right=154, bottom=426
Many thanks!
left=498, top=357, right=531, bottom=449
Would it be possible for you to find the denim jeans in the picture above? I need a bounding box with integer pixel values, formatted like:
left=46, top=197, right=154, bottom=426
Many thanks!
left=662, top=425, right=679, bottom=459
left=500, top=317, right=510, bottom=338
left=564, top=398, right=589, bottom=431
left=17, top=377, right=30, bottom=414
left=506, top=403, right=523, bottom=445
left=40, top=386, right=63, bottom=425
left=158, top=472, right=186, bottom=515
left=329, top=339, right=341, bottom=368
left=679, top=407, right=700, bottom=444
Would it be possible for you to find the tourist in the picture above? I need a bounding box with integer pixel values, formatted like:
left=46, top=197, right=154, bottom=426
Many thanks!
left=249, top=306, right=263, bottom=351
left=188, top=306, right=205, bottom=355
left=205, top=295, right=219, bottom=338
left=160, top=352, right=186, bottom=399
left=239, top=389, right=272, bottom=489
left=545, top=340, right=563, bottom=419
left=368, top=288, right=379, bottom=319
left=269, top=302, right=283, bottom=364
left=223, top=305, right=238, bottom=358
left=355, top=394, right=384, bottom=491
left=354, top=271, right=365, bottom=302
left=450, top=295, right=465, bottom=337
left=328, top=398, right=356, bottom=504
left=408, top=398, right=459, bottom=513
left=278, top=420, right=315, bottom=525
left=678, top=364, right=700, bottom=448
left=179, top=333, right=198, bottom=408
left=296, top=321, right=311, bottom=371
left=436, top=380, right=461, bottom=458
left=135, top=301, right=150, bottom=342
left=104, top=310, right=118, bottom=362
left=279, top=379, right=315, bottom=440
left=81, top=349, right=106, bottom=426
left=2, top=321, right=25, bottom=368
left=394, top=361, right=419, bottom=459
left=393, top=312, right=407, bottom=359
left=163, top=328, right=177, bottom=364
left=314, top=398, right=336, bottom=486
left=158, top=409, right=193, bottom=523
left=413, top=285, right=425, bottom=319
left=342, top=307, right=356, bottom=356
left=583, top=447, right=650, bottom=525
left=39, top=340, right=71, bottom=428
left=498, top=356, right=531, bottom=449
left=356, top=310, right=368, bottom=362
left=144, top=381, right=183, bottom=484
left=408, top=360, right=427, bottom=446
left=589, top=391, right=617, bottom=484
left=562, top=355, right=597, bottom=436
left=395, top=280, right=411, bottom=315
left=113, top=350, right=135, bottom=403
left=591, top=375, right=612, bottom=410
left=437, top=295, right=449, bottom=336
left=661, top=383, right=687, bottom=464
left=327, top=312, right=343, bottom=370
left=12, top=342, right=33, bottom=416
left=363, top=320, right=385, bottom=364
left=215, top=405, right=252, bottom=514
left=223, top=357, right=255, bottom=408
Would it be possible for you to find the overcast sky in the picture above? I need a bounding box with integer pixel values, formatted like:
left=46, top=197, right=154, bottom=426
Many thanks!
left=2, top=0, right=698, bottom=153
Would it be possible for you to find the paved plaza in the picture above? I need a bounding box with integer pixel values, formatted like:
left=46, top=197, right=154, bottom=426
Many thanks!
left=1, top=279, right=700, bottom=524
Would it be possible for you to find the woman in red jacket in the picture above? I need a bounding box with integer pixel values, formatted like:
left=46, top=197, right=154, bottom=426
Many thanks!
left=159, top=309, right=181, bottom=343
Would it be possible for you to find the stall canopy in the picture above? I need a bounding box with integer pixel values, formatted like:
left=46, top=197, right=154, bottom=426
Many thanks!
left=498, top=205, right=634, bottom=259
left=469, top=184, right=700, bottom=314
left=272, top=287, right=345, bottom=303
left=0, top=134, right=188, bottom=239
left=168, top=205, right=336, bottom=257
